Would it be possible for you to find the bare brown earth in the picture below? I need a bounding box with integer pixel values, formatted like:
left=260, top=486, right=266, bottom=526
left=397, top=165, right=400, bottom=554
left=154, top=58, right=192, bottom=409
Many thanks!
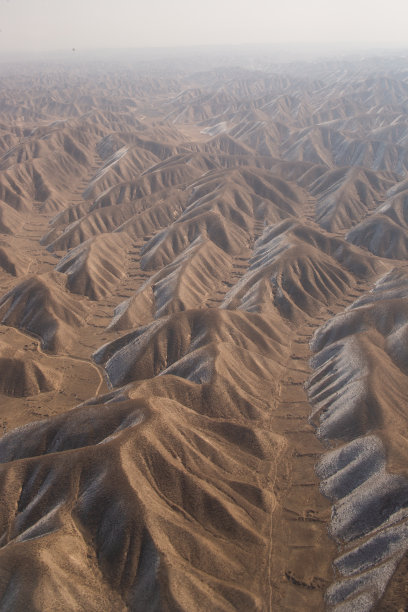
left=0, top=54, right=407, bottom=610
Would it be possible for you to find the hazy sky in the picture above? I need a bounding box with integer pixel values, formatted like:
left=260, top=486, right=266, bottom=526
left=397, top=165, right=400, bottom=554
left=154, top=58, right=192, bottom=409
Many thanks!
left=1, top=0, right=408, bottom=54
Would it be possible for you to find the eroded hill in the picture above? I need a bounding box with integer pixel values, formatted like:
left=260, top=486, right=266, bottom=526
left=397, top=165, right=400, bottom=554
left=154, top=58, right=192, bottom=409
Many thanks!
left=0, top=53, right=407, bottom=611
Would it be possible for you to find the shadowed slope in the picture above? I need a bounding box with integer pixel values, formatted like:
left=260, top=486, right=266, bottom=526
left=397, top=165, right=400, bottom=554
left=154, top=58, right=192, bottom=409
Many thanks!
left=0, top=272, right=87, bottom=353
left=347, top=190, right=408, bottom=259
left=308, top=167, right=393, bottom=231
left=56, top=233, right=131, bottom=300
left=222, top=219, right=382, bottom=323
left=108, top=239, right=233, bottom=331
left=307, top=268, right=408, bottom=610
left=0, top=306, right=290, bottom=611
left=0, top=340, right=62, bottom=397
left=95, top=308, right=288, bottom=388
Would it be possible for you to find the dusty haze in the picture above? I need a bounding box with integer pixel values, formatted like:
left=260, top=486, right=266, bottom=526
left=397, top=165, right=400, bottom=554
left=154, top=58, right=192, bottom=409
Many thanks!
left=0, top=0, right=408, bottom=53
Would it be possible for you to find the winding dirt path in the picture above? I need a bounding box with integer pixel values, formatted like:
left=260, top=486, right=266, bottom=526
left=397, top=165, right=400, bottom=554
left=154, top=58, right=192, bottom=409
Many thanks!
left=4, top=324, right=106, bottom=398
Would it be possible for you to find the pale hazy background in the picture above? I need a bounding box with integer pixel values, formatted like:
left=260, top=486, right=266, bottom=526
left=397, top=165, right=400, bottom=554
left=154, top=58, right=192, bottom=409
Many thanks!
left=0, top=0, right=407, bottom=55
